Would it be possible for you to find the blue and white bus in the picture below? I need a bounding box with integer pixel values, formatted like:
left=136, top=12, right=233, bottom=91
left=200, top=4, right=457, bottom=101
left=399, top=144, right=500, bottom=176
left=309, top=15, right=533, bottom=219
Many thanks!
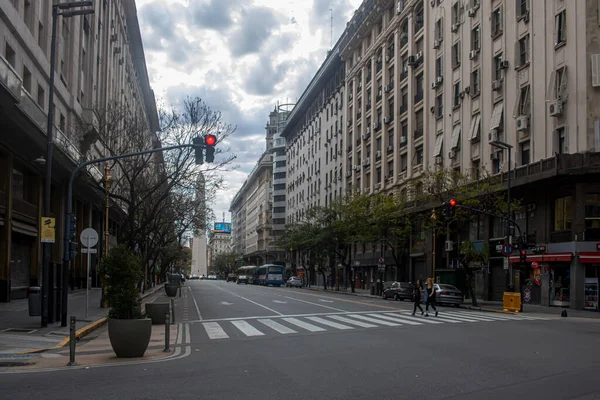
left=256, top=264, right=285, bottom=286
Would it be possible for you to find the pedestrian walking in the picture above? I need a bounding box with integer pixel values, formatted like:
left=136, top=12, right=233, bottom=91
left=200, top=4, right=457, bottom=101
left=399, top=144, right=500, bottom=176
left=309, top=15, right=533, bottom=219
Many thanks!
left=425, top=277, right=438, bottom=317
left=411, top=280, right=424, bottom=316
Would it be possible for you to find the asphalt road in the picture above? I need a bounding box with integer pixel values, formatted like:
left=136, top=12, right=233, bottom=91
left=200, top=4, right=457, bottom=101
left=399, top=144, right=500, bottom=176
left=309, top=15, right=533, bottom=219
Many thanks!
left=2, top=279, right=600, bottom=400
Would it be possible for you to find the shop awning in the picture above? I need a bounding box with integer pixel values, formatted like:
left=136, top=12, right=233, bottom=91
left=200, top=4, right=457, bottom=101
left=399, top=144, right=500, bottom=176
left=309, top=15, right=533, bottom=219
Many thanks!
left=578, top=252, right=600, bottom=263
left=12, top=220, right=38, bottom=237
left=509, top=252, right=573, bottom=263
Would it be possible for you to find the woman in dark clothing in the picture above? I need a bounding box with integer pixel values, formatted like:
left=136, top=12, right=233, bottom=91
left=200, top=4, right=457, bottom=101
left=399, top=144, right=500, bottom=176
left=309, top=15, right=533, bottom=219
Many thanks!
left=425, top=277, right=438, bottom=317
left=411, top=280, right=424, bottom=316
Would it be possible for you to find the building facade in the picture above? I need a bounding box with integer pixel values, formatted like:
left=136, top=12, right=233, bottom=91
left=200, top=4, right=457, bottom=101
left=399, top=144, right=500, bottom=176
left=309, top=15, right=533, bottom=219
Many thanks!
left=207, top=230, right=232, bottom=271
left=0, top=0, right=158, bottom=303
left=278, top=0, right=600, bottom=310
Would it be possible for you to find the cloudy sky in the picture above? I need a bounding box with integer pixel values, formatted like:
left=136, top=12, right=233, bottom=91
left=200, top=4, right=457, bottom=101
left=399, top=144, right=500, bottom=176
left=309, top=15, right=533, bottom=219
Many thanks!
left=136, top=0, right=363, bottom=224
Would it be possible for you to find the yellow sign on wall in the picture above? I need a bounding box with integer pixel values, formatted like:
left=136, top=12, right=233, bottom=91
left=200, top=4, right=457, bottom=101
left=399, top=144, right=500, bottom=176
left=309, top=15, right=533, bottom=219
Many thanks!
left=41, top=217, right=55, bottom=243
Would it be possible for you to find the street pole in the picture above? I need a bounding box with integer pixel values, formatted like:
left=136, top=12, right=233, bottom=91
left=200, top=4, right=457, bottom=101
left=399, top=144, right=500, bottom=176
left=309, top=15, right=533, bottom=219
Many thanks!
left=42, top=5, right=59, bottom=328
left=102, top=163, right=110, bottom=307
left=507, top=147, right=513, bottom=292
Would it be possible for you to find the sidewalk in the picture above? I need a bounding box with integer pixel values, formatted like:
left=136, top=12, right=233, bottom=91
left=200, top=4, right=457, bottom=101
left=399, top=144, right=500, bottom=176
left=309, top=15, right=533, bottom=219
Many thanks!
left=0, top=284, right=164, bottom=355
left=301, top=285, right=600, bottom=319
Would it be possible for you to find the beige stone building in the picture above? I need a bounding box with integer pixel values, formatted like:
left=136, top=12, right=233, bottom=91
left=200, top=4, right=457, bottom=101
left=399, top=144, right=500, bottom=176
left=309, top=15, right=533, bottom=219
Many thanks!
left=0, top=0, right=157, bottom=304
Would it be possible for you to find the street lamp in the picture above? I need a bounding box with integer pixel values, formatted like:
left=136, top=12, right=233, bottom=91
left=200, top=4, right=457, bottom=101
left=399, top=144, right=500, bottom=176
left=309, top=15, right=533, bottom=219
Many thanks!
left=490, top=138, right=514, bottom=292
left=43, top=1, right=94, bottom=327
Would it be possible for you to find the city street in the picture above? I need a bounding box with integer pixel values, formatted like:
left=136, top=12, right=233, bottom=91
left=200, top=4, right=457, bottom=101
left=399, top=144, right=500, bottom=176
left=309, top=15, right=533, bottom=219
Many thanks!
left=1, top=280, right=599, bottom=399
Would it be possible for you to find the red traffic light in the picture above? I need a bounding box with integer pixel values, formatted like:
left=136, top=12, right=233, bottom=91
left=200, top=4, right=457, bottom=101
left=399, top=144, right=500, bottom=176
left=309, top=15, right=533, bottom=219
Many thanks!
left=205, top=134, right=216, bottom=146
left=521, top=250, right=527, bottom=256
left=449, top=199, right=457, bottom=207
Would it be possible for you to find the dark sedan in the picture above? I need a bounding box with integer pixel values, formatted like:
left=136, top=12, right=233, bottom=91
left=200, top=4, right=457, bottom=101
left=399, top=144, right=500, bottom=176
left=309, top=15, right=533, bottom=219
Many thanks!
left=237, top=275, right=249, bottom=284
left=382, top=282, right=413, bottom=301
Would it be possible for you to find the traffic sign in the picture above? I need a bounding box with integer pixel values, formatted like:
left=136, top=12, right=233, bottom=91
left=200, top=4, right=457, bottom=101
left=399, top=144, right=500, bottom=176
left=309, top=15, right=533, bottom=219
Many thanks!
left=81, top=248, right=98, bottom=254
left=40, top=217, right=56, bottom=243
left=378, top=257, right=385, bottom=264
left=80, top=228, right=99, bottom=248
left=501, top=243, right=514, bottom=256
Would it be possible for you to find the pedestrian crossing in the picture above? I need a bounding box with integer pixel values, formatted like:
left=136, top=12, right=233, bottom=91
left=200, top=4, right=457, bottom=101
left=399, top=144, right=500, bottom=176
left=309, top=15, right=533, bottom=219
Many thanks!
left=197, top=310, right=551, bottom=340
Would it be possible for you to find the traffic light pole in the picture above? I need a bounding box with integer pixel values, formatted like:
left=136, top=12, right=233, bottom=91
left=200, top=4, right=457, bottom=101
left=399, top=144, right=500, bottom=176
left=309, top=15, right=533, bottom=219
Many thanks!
left=60, top=143, right=199, bottom=326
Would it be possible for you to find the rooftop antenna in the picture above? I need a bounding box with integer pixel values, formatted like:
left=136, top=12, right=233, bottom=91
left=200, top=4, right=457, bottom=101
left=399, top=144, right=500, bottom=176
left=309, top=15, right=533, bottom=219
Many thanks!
left=330, top=8, right=333, bottom=49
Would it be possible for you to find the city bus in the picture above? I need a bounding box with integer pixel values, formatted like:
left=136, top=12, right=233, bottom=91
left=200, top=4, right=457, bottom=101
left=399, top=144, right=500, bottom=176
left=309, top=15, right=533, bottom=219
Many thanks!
left=255, top=264, right=285, bottom=286
left=237, top=265, right=258, bottom=284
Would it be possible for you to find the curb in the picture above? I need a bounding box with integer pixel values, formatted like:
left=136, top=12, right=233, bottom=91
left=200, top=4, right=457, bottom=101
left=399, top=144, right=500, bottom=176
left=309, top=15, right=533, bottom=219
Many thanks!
left=464, top=305, right=520, bottom=315
left=15, top=284, right=165, bottom=355
left=303, top=286, right=377, bottom=299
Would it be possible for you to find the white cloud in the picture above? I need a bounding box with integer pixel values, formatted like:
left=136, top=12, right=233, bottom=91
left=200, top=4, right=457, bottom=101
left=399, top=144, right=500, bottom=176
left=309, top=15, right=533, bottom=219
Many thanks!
left=137, top=0, right=363, bottom=224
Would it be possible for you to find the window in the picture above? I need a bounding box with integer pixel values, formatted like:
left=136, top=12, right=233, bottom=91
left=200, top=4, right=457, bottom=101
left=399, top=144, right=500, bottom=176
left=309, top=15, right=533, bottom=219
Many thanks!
left=415, top=73, right=424, bottom=102
left=434, top=134, right=444, bottom=157
left=554, top=196, right=572, bottom=231
left=435, top=56, right=443, bottom=78
left=400, top=87, right=408, bottom=113
left=376, top=136, right=382, bottom=151
left=471, top=26, right=480, bottom=51
left=469, top=114, right=481, bottom=141
left=387, top=99, right=394, bottom=119
left=514, top=85, right=530, bottom=117
left=489, top=102, right=504, bottom=131
left=555, top=10, right=566, bottom=47
left=435, top=18, right=444, bottom=42
left=520, top=141, right=530, bottom=165
left=471, top=69, right=480, bottom=96
left=585, top=194, right=600, bottom=230
left=550, top=67, right=568, bottom=101
left=453, top=81, right=461, bottom=108
left=38, top=22, right=46, bottom=52
left=12, top=169, right=24, bottom=200
left=37, top=84, right=45, bottom=109
left=435, top=94, right=443, bottom=118
left=415, top=110, right=423, bottom=137
left=59, top=113, right=66, bottom=131
left=376, top=167, right=382, bottom=184
left=556, top=126, right=568, bottom=154
left=22, top=65, right=31, bottom=93
left=515, top=35, right=529, bottom=68
left=414, top=145, right=423, bottom=165
left=401, top=119, right=408, bottom=142
left=517, top=0, right=530, bottom=20
left=494, top=54, right=504, bottom=81
left=452, top=41, right=461, bottom=68
left=5, top=42, right=15, bottom=68
left=471, top=160, right=481, bottom=181
left=492, top=6, right=503, bottom=37
left=400, top=153, right=408, bottom=172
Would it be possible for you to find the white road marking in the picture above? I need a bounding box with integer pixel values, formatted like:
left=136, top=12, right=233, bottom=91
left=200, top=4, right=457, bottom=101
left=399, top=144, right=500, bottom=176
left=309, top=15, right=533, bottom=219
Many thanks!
left=328, top=315, right=377, bottom=328
left=202, top=322, right=229, bottom=339
left=231, top=320, right=265, bottom=337
left=368, top=313, right=423, bottom=325
left=282, top=317, right=326, bottom=332
left=190, top=287, right=202, bottom=320
left=422, top=313, right=481, bottom=322
left=185, top=323, right=191, bottom=344
left=442, top=312, right=497, bottom=322
left=346, top=314, right=401, bottom=326
left=258, top=319, right=297, bottom=334
left=396, top=313, right=445, bottom=324
left=451, top=311, right=521, bottom=321
left=272, top=300, right=287, bottom=304
left=318, top=299, right=334, bottom=303
left=177, top=323, right=184, bottom=344
left=282, top=295, right=346, bottom=312
left=212, top=285, right=283, bottom=316
left=306, top=316, right=354, bottom=330
left=220, top=301, right=234, bottom=306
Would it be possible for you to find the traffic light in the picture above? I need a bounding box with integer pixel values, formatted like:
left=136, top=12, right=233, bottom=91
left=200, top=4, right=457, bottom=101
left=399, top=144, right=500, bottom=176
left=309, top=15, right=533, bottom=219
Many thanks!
left=192, top=137, right=203, bottom=165
left=69, top=240, right=78, bottom=260
left=444, top=199, right=457, bottom=217
left=204, top=134, right=216, bottom=163
left=520, top=250, right=527, bottom=264
left=68, top=214, right=77, bottom=241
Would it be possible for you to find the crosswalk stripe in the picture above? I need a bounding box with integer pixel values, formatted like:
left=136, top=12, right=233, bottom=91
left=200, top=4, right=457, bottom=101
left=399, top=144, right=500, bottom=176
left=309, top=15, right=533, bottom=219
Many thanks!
left=306, top=316, right=354, bottom=330
left=396, top=313, right=445, bottom=324
left=282, top=317, right=327, bottom=332
left=328, top=315, right=378, bottom=328
left=203, top=322, right=229, bottom=339
left=258, top=319, right=297, bottom=334
left=452, top=311, right=522, bottom=321
left=443, top=312, right=497, bottom=322
left=367, top=314, right=423, bottom=325
left=459, top=311, right=543, bottom=320
left=430, top=313, right=482, bottom=323
left=347, top=314, right=401, bottom=326
left=231, top=320, right=265, bottom=337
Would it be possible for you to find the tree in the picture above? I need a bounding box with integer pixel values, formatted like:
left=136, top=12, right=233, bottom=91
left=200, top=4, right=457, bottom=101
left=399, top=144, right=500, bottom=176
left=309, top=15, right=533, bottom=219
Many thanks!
left=212, top=251, right=239, bottom=278
left=458, top=241, right=489, bottom=307
left=77, top=97, right=236, bottom=291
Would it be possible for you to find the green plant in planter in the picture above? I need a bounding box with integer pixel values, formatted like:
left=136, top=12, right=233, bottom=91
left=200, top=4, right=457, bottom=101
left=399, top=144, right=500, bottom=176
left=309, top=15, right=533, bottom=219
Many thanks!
left=99, top=245, right=143, bottom=319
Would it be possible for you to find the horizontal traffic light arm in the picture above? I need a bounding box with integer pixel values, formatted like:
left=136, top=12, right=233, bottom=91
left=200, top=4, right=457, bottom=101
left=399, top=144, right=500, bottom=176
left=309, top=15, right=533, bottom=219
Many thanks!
left=452, top=203, right=523, bottom=238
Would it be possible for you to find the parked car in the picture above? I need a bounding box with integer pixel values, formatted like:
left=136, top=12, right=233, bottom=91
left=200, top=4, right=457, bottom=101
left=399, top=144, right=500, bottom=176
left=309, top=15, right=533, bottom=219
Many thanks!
left=435, top=284, right=464, bottom=307
left=237, top=275, right=249, bottom=284
left=227, top=274, right=237, bottom=282
left=208, top=275, right=217, bottom=280
left=382, top=282, right=413, bottom=301
left=286, top=276, right=303, bottom=288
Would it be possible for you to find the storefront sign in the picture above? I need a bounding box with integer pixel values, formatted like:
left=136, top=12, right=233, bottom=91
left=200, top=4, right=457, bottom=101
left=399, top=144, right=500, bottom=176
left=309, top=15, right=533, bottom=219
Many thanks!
left=40, top=217, right=56, bottom=243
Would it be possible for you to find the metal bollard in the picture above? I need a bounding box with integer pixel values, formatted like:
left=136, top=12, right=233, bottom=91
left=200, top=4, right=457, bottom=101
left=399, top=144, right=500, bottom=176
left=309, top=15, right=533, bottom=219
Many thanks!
left=164, top=310, right=171, bottom=352
left=170, top=298, right=175, bottom=323
left=67, top=316, right=78, bottom=366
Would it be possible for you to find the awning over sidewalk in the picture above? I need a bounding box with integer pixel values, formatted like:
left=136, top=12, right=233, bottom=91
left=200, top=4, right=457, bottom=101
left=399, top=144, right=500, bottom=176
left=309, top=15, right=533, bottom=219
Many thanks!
left=577, top=252, right=600, bottom=263
left=509, top=252, right=573, bottom=264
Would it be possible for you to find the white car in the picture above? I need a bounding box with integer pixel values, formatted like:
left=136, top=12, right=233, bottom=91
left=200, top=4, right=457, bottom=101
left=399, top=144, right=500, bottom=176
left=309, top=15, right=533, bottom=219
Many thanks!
left=286, top=276, right=303, bottom=288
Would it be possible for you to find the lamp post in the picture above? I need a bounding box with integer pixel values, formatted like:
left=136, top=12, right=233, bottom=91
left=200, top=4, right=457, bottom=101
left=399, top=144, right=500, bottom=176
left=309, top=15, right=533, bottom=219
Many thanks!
left=44, top=1, right=94, bottom=328
left=490, top=139, right=514, bottom=292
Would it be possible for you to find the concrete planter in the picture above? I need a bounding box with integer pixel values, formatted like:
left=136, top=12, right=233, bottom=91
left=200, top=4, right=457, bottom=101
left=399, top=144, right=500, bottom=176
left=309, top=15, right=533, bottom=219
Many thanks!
left=145, top=302, right=170, bottom=324
left=108, top=318, right=152, bottom=357
left=165, top=283, right=178, bottom=297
